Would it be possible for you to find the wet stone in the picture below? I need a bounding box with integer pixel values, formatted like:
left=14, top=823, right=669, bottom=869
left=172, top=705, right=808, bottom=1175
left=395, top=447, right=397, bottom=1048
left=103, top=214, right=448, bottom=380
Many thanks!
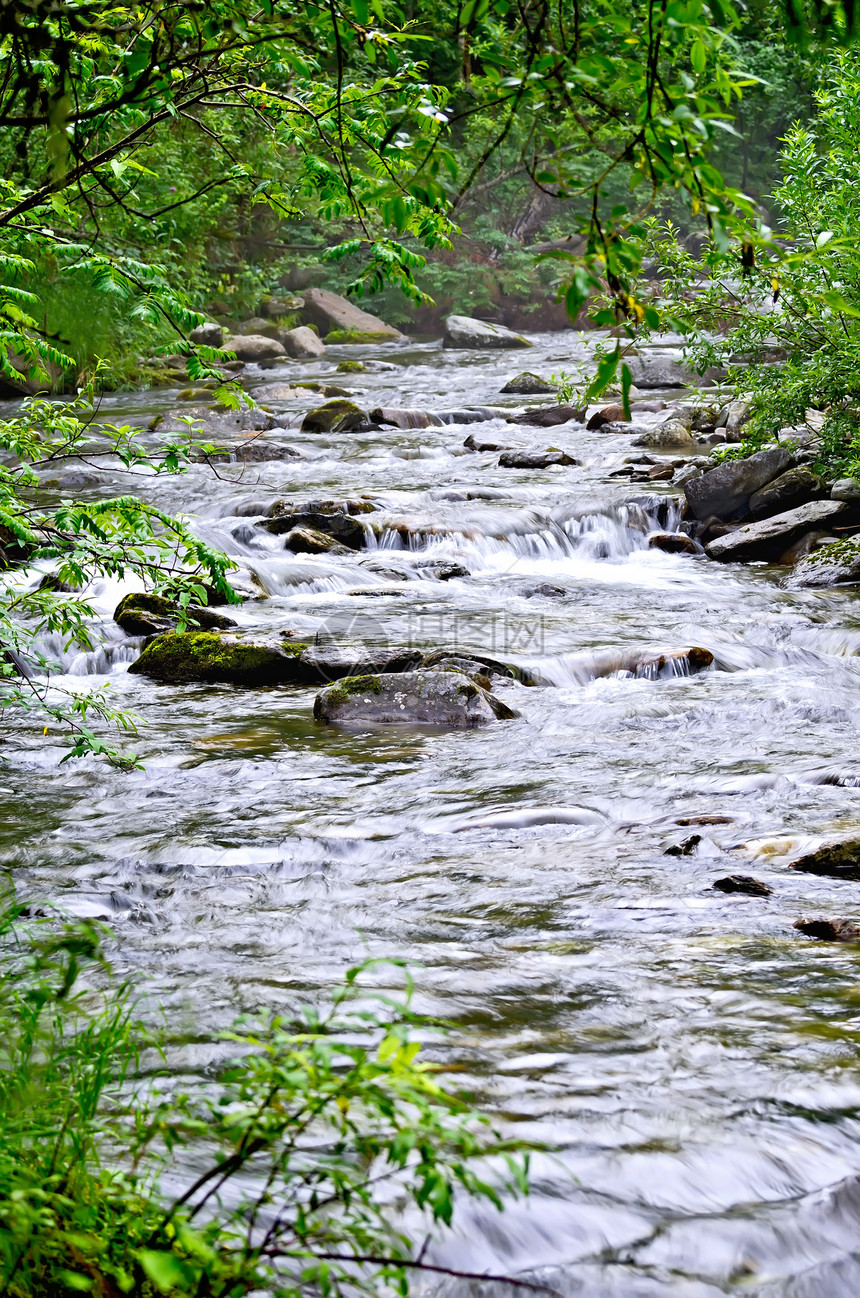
left=114, top=592, right=236, bottom=638
left=794, top=917, right=860, bottom=941
left=314, top=669, right=520, bottom=727
left=498, top=450, right=578, bottom=468
left=647, top=531, right=699, bottom=555
left=789, top=837, right=860, bottom=881
left=262, top=511, right=366, bottom=549
left=713, top=875, right=772, bottom=896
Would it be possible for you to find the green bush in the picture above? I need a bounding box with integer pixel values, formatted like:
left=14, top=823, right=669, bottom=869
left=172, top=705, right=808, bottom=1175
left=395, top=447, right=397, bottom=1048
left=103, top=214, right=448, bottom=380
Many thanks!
left=0, top=888, right=529, bottom=1298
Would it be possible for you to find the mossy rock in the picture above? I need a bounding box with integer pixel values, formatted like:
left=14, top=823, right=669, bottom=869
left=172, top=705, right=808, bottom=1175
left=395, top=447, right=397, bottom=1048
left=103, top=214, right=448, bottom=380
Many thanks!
left=300, top=400, right=369, bottom=435
left=336, top=360, right=367, bottom=373
left=128, top=631, right=303, bottom=684
left=323, top=329, right=397, bottom=345
left=314, top=669, right=519, bottom=727
left=115, top=593, right=236, bottom=638
left=283, top=527, right=351, bottom=556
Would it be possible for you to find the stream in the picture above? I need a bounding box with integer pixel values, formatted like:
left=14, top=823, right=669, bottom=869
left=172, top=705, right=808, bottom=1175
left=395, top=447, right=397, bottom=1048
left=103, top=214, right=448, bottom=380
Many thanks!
left=4, top=331, right=860, bottom=1296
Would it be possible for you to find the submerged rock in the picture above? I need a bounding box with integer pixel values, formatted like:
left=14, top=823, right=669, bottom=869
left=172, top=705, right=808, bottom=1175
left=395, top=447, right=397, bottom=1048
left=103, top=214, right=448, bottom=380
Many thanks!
left=130, top=631, right=421, bottom=686
left=789, top=838, right=860, bottom=881
left=114, top=592, right=236, bottom=638
left=498, top=450, right=578, bottom=468
left=685, top=446, right=794, bottom=521
left=713, top=875, right=772, bottom=896
left=464, top=433, right=511, bottom=452
left=314, top=669, right=519, bottom=726
left=443, top=315, right=531, bottom=349
left=500, top=371, right=556, bottom=394
left=300, top=399, right=369, bottom=434
left=705, top=500, right=850, bottom=563
left=794, top=917, right=860, bottom=941
left=509, top=404, right=585, bottom=427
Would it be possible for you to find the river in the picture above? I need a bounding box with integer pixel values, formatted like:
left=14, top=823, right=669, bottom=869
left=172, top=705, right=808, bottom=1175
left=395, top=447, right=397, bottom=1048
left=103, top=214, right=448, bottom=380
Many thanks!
left=4, top=332, right=860, bottom=1296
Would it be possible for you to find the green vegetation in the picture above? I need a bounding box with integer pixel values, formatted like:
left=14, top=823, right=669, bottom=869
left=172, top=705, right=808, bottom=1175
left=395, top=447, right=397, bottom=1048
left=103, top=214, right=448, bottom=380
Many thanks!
left=0, top=887, right=529, bottom=1298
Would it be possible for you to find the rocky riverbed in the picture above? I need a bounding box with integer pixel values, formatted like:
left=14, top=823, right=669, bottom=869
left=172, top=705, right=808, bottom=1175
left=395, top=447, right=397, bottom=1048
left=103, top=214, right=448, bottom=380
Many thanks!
left=4, top=328, right=860, bottom=1296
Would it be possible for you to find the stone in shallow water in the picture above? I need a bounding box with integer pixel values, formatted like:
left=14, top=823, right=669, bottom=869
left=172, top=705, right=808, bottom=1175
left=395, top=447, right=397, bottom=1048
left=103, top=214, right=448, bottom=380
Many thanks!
left=647, top=531, right=699, bottom=555
left=685, top=446, right=794, bottom=521
left=794, top=917, right=860, bottom=941
left=443, top=315, right=531, bottom=349
left=789, top=838, right=860, bottom=881
left=500, top=371, right=556, bottom=394
left=713, top=875, right=772, bottom=896
left=789, top=539, right=860, bottom=587
left=300, top=399, right=369, bottom=434
left=509, top=404, right=585, bottom=427
left=262, top=510, right=366, bottom=549
left=114, top=593, right=235, bottom=638
left=498, top=450, right=578, bottom=469
left=314, top=670, right=519, bottom=727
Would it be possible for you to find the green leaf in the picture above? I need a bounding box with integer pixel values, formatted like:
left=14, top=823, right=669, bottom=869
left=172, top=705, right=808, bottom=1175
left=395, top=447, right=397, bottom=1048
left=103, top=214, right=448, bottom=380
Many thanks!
left=690, top=39, right=707, bottom=74
left=137, top=1250, right=195, bottom=1292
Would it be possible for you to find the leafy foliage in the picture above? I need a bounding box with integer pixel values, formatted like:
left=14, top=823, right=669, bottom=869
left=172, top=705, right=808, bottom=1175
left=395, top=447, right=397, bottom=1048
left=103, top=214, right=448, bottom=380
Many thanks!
left=0, top=890, right=531, bottom=1298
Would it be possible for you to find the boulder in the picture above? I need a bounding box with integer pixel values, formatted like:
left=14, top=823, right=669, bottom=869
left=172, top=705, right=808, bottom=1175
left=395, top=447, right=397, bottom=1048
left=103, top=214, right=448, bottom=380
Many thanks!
left=443, top=315, right=531, bottom=349
left=789, top=838, right=860, bottom=881
left=794, top=917, right=860, bottom=941
left=300, top=287, right=403, bottom=340
left=369, top=407, right=443, bottom=429
left=336, top=360, right=367, bottom=373
left=421, top=648, right=526, bottom=681
left=509, top=404, right=585, bottom=427
left=236, top=316, right=275, bottom=336
left=151, top=404, right=275, bottom=437
left=832, top=478, right=860, bottom=501
left=790, top=539, right=860, bottom=587
left=300, top=399, right=369, bottom=433
left=685, top=446, right=794, bottom=521
left=624, top=350, right=709, bottom=388
left=268, top=497, right=376, bottom=517
left=283, top=527, right=351, bottom=555
left=313, top=670, right=519, bottom=727
left=705, top=500, right=850, bottom=563
left=587, top=404, right=628, bottom=430
left=189, top=322, right=224, bottom=347
left=193, top=440, right=302, bottom=463
left=500, top=372, right=556, bottom=394
left=114, top=592, right=235, bottom=638
left=279, top=326, right=326, bottom=358
left=498, top=451, right=578, bottom=468
left=262, top=509, right=366, bottom=549
left=631, top=421, right=697, bottom=450
left=258, top=294, right=302, bottom=317
left=748, top=466, right=824, bottom=518
left=717, top=399, right=753, bottom=439
left=227, top=335, right=287, bottom=362
left=130, top=631, right=421, bottom=686
left=647, top=531, right=699, bottom=555
left=713, top=875, right=772, bottom=896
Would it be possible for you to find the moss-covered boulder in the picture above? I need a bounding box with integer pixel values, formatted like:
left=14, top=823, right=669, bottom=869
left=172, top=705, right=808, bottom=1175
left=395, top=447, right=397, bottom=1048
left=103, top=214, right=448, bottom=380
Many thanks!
left=789, top=838, right=860, bottom=881
left=114, top=593, right=235, bottom=638
left=314, top=670, right=520, bottom=727
left=300, top=400, right=369, bottom=434
left=323, top=329, right=397, bottom=345
left=336, top=360, right=367, bottom=373
left=129, top=632, right=422, bottom=686
left=500, top=372, right=556, bottom=394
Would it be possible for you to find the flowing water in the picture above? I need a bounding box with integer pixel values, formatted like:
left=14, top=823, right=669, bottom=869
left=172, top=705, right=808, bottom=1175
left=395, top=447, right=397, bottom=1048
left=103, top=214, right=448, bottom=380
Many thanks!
left=4, top=333, right=860, bottom=1296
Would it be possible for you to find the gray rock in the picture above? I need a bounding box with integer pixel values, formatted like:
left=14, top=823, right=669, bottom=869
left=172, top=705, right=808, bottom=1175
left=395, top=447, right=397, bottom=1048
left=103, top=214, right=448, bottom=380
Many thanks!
left=720, top=399, right=752, bottom=438
left=443, top=315, right=532, bottom=349
left=713, top=875, right=772, bottom=896
left=193, top=440, right=302, bottom=464
left=498, top=450, right=578, bottom=468
left=632, top=420, right=697, bottom=450
left=227, top=335, right=287, bottom=362
left=313, top=670, right=519, bottom=727
left=500, top=371, right=556, bottom=394
left=300, top=400, right=369, bottom=434
left=369, top=407, right=443, bottom=429
left=625, top=351, right=724, bottom=388
left=705, top=500, right=849, bottom=562
left=114, top=593, right=236, bottom=638
left=790, top=540, right=860, bottom=587
left=189, top=322, right=224, bottom=347
left=685, top=446, right=794, bottom=521
left=258, top=294, right=302, bottom=317
left=300, top=287, right=403, bottom=340
left=789, top=838, right=860, bottom=881
left=832, top=477, right=860, bottom=501
left=673, top=463, right=703, bottom=486
left=509, top=404, right=585, bottom=426
left=236, top=316, right=274, bottom=336
left=279, top=326, right=326, bottom=358
left=748, top=466, right=824, bottom=518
